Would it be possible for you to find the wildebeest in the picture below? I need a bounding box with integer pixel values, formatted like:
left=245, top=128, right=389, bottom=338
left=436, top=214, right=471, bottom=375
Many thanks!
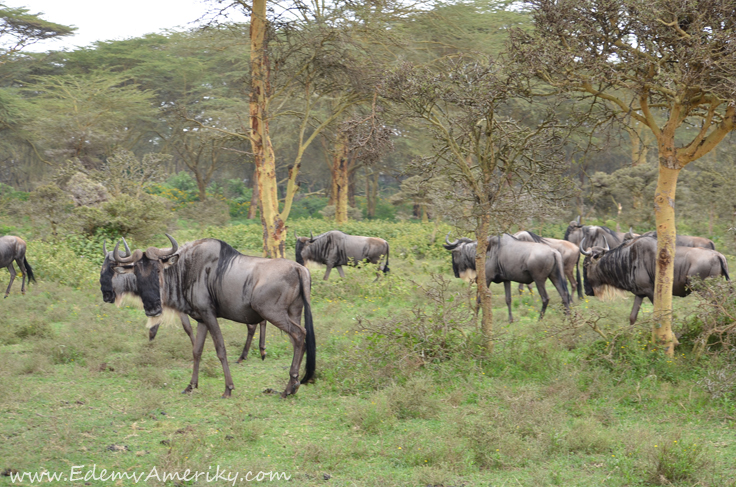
left=444, top=234, right=570, bottom=322
left=564, top=217, right=627, bottom=250
left=111, top=235, right=315, bottom=398
left=295, top=230, right=389, bottom=280
left=581, top=235, right=730, bottom=325
left=513, top=230, right=582, bottom=300
left=1, top=235, right=35, bottom=298
left=623, top=229, right=715, bottom=250
left=100, top=240, right=268, bottom=362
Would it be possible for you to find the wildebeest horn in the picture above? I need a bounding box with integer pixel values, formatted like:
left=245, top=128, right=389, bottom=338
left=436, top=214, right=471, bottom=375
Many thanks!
left=629, top=227, right=633, bottom=234
left=146, top=233, right=179, bottom=259
left=309, top=231, right=314, bottom=241
left=445, top=233, right=453, bottom=245
left=604, top=240, right=610, bottom=251
left=103, top=240, right=107, bottom=255
left=294, top=230, right=298, bottom=240
left=113, top=240, right=137, bottom=263
left=576, top=215, right=581, bottom=225
left=122, top=237, right=131, bottom=256
left=579, top=238, right=591, bottom=256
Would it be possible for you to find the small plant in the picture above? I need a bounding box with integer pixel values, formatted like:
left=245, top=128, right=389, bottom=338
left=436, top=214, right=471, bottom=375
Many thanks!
left=648, top=436, right=710, bottom=485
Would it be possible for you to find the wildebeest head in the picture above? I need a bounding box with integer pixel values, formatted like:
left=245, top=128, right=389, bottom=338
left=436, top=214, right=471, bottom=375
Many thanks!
left=112, top=234, right=179, bottom=327
left=579, top=237, right=610, bottom=296
left=444, top=234, right=479, bottom=280
left=294, top=231, right=314, bottom=266
left=564, top=216, right=583, bottom=244
left=99, top=239, right=133, bottom=305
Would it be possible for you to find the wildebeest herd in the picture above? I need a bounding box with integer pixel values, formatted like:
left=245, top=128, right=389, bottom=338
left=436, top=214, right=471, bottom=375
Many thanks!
left=1, top=220, right=729, bottom=398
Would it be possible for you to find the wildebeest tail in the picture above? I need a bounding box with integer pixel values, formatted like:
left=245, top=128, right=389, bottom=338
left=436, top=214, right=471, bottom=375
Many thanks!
left=383, top=243, right=390, bottom=274
left=24, top=258, right=36, bottom=283
left=575, top=260, right=582, bottom=299
left=719, top=254, right=730, bottom=281
left=297, top=267, right=316, bottom=384
left=553, top=252, right=570, bottom=306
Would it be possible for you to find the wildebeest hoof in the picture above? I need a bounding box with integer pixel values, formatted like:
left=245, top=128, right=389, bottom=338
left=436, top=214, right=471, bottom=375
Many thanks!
left=221, top=386, right=233, bottom=398
left=182, top=384, right=196, bottom=394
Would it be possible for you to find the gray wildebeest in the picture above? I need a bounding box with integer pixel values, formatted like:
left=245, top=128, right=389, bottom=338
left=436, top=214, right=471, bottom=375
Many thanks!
left=99, top=240, right=268, bottom=362
left=444, top=234, right=570, bottom=322
left=581, top=235, right=729, bottom=325
left=1, top=236, right=35, bottom=298
left=623, top=229, right=715, bottom=249
left=295, top=230, right=389, bottom=280
left=564, top=216, right=627, bottom=250
left=513, top=230, right=582, bottom=300
left=111, top=235, right=315, bottom=398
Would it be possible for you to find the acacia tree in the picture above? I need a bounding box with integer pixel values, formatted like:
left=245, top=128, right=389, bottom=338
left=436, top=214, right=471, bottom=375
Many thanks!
left=510, top=0, right=736, bottom=356
left=384, top=56, right=572, bottom=350
left=0, top=4, right=74, bottom=62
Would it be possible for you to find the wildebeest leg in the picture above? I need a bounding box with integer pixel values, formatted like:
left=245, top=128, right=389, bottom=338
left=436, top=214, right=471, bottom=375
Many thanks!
left=323, top=266, right=333, bottom=280
left=263, top=310, right=306, bottom=398
left=203, top=317, right=235, bottom=398
left=4, top=263, right=16, bottom=298
left=15, top=258, right=27, bottom=295
left=259, top=321, right=267, bottom=360
left=336, top=265, right=346, bottom=278
left=535, top=281, right=550, bottom=320
left=179, top=314, right=195, bottom=346
left=183, top=321, right=208, bottom=394
left=237, top=323, right=258, bottom=363
left=504, top=281, right=514, bottom=323
left=630, top=296, right=644, bottom=326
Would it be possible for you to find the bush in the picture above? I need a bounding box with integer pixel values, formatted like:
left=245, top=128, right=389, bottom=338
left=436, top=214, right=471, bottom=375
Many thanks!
left=177, top=199, right=231, bottom=227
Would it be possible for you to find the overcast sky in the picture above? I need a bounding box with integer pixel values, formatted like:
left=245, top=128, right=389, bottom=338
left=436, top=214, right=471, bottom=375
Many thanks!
left=9, top=0, right=246, bottom=52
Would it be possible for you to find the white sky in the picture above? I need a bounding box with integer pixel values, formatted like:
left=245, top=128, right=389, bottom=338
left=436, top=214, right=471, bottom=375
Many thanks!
left=8, top=0, right=247, bottom=52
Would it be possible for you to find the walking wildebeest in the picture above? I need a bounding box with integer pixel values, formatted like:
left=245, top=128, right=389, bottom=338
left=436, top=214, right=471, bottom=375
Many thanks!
left=295, top=230, right=389, bottom=280
left=110, top=235, right=315, bottom=398
left=581, top=235, right=730, bottom=325
left=1, top=236, right=35, bottom=298
left=623, top=229, right=715, bottom=249
left=100, top=240, right=267, bottom=362
left=513, top=230, right=582, bottom=300
left=444, top=234, right=570, bottom=322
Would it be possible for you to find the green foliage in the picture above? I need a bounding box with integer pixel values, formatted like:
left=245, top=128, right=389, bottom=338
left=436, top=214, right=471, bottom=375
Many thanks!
left=25, top=240, right=98, bottom=288
left=648, top=436, right=711, bottom=485
left=288, top=196, right=328, bottom=219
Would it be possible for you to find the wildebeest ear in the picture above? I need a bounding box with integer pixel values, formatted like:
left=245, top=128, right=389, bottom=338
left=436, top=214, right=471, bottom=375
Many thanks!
left=114, top=265, right=135, bottom=275
left=161, top=254, right=179, bottom=268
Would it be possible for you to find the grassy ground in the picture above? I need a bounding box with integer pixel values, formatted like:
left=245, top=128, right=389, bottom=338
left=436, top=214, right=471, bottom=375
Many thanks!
left=1, top=250, right=736, bottom=486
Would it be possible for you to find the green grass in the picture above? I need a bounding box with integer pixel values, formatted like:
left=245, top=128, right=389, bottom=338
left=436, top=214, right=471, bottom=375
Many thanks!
left=1, top=235, right=736, bottom=486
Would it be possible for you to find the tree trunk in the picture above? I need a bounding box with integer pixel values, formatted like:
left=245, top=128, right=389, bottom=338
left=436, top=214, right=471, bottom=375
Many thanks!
left=366, top=170, right=378, bottom=219
left=421, top=204, right=428, bottom=223
left=196, top=173, right=207, bottom=202
left=247, top=165, right=259, bottom=219
left=249, top=0, right=285, bottom=258
left=333, top=133, right=349, bottom=225
left=474, top=212, right=493, bottom=352
left=652, top=160, right=680, bottom=357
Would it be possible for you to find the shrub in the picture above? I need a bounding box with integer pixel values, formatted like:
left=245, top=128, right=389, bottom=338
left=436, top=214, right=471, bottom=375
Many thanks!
left=177, top=199, right=230, bottom=227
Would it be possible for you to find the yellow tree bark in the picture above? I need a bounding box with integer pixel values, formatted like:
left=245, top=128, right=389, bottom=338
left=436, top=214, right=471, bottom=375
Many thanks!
left=333, top=133, right=349, bottom=225
left=249, top=0, right=284, bottom=257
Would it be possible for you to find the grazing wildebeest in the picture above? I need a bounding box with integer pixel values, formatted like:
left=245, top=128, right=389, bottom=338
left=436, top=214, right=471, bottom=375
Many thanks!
left=581, top=235, right=730, bottom=325
left=111, top=235, right=315, bottom=398
left=0, top=236, right=35, bottom=298
left=100, top=240, right=267, bottom=362
left=444, top=234, right=570, bottom=322
left=623, top=229, right=715, bottom=250
left=295, top=230, right=389, bottom=280
left=513, top=230, right=582, bottom=300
